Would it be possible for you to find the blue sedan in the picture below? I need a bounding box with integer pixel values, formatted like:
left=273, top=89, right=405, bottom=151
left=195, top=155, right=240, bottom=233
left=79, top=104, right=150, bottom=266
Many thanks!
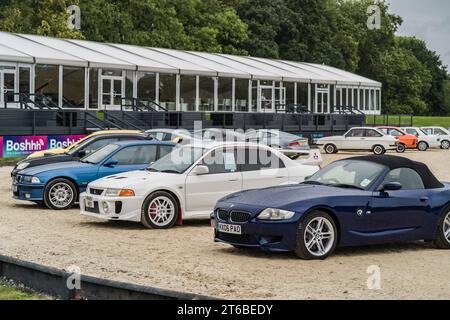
left=213, top=155, right=450, bottom=259
left=12, top=140, right=175, bottom=210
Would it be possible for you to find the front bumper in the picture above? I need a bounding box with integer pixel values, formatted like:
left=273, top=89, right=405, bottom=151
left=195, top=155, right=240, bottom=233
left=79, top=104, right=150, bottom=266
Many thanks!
left=79, top=192, right=144, bottom=222
left=212, top=213, right=299, bottom=252
left=12, top=182, right=45, bottom=201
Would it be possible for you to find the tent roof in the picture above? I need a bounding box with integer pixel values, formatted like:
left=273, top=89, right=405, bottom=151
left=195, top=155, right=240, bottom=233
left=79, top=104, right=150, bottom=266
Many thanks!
left=0, top=32, right=381, bottom=87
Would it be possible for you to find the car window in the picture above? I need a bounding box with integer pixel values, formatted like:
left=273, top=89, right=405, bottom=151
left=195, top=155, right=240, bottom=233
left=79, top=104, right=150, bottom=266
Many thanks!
left=238, top=148, right=285, bottom=171
left=201, top=148, right=237, bottom=174
left=389, top=129, right=403, bottom=136
left=346, top=129, right=365, bottom=137
left=365, top=129, right=383, bottom=138
left=422, top=128, right=433, bottom=135
left=381, top=168, right=425, bottom=190
left=159, top=145, right=174, bottom=158
left=82, top=138, right=120, bottom=154
left=81, top=144, right=120, bottom=164
left=110, top=145, right=157, bottom=165
left=405, top=128, right=417, bottom=135
left=435, top=129, right=447, bottom=135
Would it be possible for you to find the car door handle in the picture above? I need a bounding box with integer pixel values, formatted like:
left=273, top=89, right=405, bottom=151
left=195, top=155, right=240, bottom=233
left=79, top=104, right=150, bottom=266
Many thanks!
left=420, top=197, right=429, bottom=202
left=228, top=179, right=239, bottom=182
left=276, top=176, right=287, bottom=179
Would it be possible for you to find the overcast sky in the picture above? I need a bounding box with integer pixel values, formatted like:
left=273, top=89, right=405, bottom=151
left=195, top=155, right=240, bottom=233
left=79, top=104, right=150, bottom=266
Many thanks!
left=387, top=0, right=450, bottom=68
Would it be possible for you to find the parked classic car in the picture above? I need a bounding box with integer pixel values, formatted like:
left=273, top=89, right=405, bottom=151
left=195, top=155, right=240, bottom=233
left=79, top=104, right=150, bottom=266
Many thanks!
left=12, top=140, right=175, bottom=210
left=401, top=127, right=441, bottom=151
left=316, top=127, right=397, bottom=155
left=212, top=156, right=450, bottom=259
left=376, top=126, right=418, bottom=152
left=79, top=141, right=321, bottom=228
left=421, top=127, right=450, bottom=150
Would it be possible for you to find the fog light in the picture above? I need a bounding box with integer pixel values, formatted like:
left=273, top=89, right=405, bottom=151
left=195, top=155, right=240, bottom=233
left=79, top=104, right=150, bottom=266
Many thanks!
left=25, top=194, right=31, bottom=199
left=101, top=201, right=110, bottom=214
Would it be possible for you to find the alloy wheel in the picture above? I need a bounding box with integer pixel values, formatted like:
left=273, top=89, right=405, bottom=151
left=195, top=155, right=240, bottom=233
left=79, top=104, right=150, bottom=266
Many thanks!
left=304, top=217, right=335, bottom=257
left=147, top=196, right=175, bottom=227
left=49, top=182, right=74, bottom=209
left=444, top=212, right=450, bottom=244
left=441, top=140, right=450, bottom=150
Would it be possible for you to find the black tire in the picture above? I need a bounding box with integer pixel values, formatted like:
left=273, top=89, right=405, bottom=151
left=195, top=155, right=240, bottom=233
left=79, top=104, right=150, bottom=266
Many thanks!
left=294, top=211, right=338, bottom=260
left=433, top=207, right=450, bottom=249
left=324, top=144, right=337, bottom=154
left=396, top=144, right=406, bottom=153
left=43, top=178, right=78, bottom=210
left=417, top=141, right=428, bottom=151
left=372, top=145, right=385, bottom=155
left=441, top=140, right=450, bottom=150
left=141, top=191, right=179, bottom=229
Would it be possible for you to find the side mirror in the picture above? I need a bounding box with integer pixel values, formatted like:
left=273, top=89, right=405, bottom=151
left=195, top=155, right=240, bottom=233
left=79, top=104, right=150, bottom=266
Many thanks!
left=192, top=165, right=209, bottom=175
left=77, top=150, right=87, bottom=158
left=382, top=182, right=402, bottom=191
left=103, top=159, right=119, bottom=168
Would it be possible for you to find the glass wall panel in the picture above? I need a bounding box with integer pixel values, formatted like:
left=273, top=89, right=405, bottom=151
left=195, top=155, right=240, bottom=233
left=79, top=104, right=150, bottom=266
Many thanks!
left=353, top=88, right=358, bottom=109
left=310, top=84, right=315, bottom=112
left=198, top=76, right=215, bottom=111
left=365, top=89, right=370, bottom=110
left=370, top=90, right=375, bottom=110
left=285, top=82, right=295, bottom=106
left=137, top=72, right=156, bottom=101
left=19, top=67, right=30, bottom=95
left=297, top=83, right=308, bottom=108
left=88, top=68, right=99, bottom=109
left=180, top=75, right=196, bottom=111
left=218, top=77, right=232, bottom=111
left=35, top=64, right=59, bottom=105
left=251, top=80, right=258, bottom=112
left=63, top=66, right=84, bottom=108
left=159, top=73, right=177, bottom=111
left=102, top=69, right=122, bottom=77
left=342, top=88, right=347, bottom=106
left=125, top=70, right=134, bottom=99
left=234, top=78, right=249, bottom=112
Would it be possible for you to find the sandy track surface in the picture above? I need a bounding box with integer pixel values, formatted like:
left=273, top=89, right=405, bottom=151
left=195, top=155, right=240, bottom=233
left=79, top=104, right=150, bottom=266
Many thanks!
left=1, top=150, right=450, bottom=299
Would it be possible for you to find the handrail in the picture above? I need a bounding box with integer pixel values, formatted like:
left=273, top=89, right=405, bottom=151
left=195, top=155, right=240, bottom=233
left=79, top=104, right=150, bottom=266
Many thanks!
left=104, top=112, right=145, bottom=130
left=120, top=97, right=168, bottom=112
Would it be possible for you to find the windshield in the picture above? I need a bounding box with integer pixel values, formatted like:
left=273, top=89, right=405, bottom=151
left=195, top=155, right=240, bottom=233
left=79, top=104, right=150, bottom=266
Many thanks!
left=305, top=160, right=386, bottom=190
left=80, top=144, right=120, bottom=164
left=147, top=146, right=204, bottom=174
left=66, top=136, right=95, bottom=155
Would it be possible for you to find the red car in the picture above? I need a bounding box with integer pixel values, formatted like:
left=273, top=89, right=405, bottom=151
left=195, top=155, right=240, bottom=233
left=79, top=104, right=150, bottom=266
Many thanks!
left=377, top=126, right=418, bottom=152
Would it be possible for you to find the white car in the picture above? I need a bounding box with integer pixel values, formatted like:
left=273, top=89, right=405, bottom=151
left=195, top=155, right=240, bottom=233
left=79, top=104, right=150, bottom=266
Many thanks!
left=316, top=127, right=397, bottom=155
left=421, top=127, right=450, bottom=150
left=401, top=127, right=441, bottom=151
left=80, top=142, right=321, bottom=229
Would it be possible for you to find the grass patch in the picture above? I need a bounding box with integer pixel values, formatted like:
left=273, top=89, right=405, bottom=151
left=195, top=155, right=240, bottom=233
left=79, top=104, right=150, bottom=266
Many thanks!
left=366, top=115, right=450, bottom=128
left=0, top=284, right=50, bottom=300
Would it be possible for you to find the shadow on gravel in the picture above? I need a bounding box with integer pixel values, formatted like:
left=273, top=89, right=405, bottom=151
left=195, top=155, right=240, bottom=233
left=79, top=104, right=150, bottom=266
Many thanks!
left=78, top=218, right=212, bottom=231
left=213, top=241, right=435, bottom=261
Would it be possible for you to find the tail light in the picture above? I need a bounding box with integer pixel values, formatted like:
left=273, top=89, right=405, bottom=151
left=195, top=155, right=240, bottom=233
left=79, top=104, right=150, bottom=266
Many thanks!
left=289, top=139, right=307, bottom=147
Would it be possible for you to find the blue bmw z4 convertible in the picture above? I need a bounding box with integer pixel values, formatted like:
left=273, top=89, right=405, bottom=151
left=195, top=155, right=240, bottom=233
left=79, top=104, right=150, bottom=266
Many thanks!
left=212, top=155, right=450, bottom=259
left=12, top=140, right=175, bottom=210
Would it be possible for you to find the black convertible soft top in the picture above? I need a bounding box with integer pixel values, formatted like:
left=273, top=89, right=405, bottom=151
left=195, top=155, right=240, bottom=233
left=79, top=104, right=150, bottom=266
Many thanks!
left=345, top=155, right=444, bottom=189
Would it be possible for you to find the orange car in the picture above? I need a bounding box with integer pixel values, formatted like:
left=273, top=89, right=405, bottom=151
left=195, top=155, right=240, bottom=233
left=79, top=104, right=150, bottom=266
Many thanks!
left=377, top=126, right=418, bottom=153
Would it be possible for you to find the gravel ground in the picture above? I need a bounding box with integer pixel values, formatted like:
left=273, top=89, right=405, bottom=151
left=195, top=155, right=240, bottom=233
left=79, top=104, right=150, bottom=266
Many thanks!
left=1, top=150, right=450, bottom=300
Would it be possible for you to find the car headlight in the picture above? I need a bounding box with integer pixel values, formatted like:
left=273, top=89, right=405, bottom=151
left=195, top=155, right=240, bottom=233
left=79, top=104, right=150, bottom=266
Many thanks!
left=104, top=188, right=135, bottom=197
left=16, top=162, right=30, bottom=170
left=257, top=208, right=295, bottom=220
left=22, top=176, right=40, bottom=183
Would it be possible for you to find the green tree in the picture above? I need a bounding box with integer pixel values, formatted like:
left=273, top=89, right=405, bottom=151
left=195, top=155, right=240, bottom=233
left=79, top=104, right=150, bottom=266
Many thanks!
left=0, top=0, right=83, bottom=38
left=377, top=46, right=432, bottom=115
left=396, top=36, right=450, bottom=116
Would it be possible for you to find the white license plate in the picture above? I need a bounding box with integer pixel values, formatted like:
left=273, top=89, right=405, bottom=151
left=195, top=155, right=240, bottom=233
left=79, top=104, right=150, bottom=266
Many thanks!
left=217, top=223, right=242, bottom=235
left=85, top=197, right=94, bottom=208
